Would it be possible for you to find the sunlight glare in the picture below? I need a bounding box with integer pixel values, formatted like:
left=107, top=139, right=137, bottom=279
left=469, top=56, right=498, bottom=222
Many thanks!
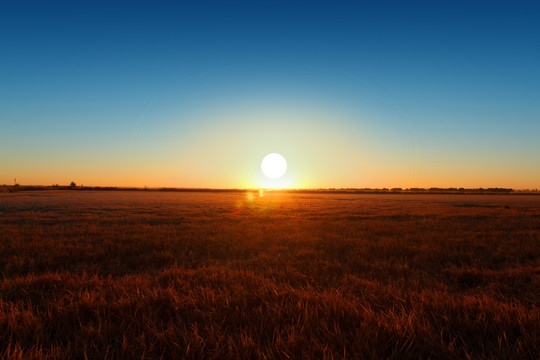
left=261, top=153, right=287, bottom=179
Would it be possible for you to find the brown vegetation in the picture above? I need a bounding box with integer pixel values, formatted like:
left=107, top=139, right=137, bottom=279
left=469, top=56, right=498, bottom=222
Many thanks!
left=0, top=191, right=539, bottom=359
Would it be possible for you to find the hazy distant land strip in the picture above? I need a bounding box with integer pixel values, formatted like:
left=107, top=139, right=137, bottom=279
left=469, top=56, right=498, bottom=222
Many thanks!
left=1, top=185, right=538, bottom=194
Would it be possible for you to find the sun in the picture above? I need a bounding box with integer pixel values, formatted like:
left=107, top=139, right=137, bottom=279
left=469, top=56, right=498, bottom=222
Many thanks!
left=261, top=153, right=287, bottom=179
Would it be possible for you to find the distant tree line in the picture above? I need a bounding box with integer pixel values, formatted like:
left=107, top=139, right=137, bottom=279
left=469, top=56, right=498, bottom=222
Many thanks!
left=2, top=185, right=537, bottom=194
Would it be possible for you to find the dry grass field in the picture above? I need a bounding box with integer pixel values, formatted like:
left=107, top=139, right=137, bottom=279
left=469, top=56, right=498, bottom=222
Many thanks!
left=0, top=191, right=539, bottom=359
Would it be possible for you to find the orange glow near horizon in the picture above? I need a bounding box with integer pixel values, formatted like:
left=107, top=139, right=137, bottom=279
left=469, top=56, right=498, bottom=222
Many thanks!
left=2, top=102, right=539, bottom=190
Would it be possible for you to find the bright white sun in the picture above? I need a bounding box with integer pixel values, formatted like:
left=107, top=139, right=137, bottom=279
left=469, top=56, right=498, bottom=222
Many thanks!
left=261, top=153, right=287, bottom=179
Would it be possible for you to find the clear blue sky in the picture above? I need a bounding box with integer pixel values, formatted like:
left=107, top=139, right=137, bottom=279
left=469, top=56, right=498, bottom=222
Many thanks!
left=1, top=1, right=539, bottom=188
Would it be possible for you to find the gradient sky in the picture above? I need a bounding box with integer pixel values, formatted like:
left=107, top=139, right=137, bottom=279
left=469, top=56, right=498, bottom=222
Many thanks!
left=1, top=1, right=539, bottom=189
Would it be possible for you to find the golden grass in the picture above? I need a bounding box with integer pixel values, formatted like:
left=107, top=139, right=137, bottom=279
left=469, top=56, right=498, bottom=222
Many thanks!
left=0, top=191, right=539, bottom=359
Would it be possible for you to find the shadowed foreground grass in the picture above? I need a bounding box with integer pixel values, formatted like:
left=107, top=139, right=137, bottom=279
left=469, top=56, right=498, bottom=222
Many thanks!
left=0, top=191, right=539, bottom=359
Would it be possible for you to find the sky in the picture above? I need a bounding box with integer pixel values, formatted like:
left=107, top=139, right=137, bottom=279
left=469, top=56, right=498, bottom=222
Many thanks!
left=1, top=1, right=539, bottom=189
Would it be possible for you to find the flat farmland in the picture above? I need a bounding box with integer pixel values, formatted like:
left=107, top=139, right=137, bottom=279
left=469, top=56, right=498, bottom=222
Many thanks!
left=0, top=191, right=539, bottom=359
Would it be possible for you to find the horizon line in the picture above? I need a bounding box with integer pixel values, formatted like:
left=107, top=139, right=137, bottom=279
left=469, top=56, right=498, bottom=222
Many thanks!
left=2, top=184, right=539, bottom=194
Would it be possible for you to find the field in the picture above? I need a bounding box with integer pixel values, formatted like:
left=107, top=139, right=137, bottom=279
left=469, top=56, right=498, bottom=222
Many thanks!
left=0, top=191, right=539, bottom=359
